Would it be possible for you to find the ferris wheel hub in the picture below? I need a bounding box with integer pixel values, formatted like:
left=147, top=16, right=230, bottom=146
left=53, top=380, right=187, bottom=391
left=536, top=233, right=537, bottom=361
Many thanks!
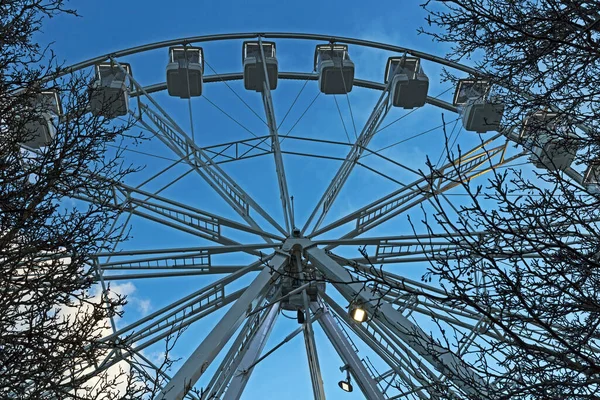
left=281, top=237, right=312, bottom=252
left=278, top=237, right=326, bottom=311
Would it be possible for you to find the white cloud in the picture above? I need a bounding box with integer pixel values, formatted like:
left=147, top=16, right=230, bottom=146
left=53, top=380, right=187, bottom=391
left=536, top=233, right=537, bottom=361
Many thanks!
left=51, top=278, right=153, bottom=397
left=103, top=281, right=152, bottom=316
left=108, top=281, right=136, bottom=297
left=142, top=349, right=168, bottom=367
left=133, top=298, right=152, bottom=315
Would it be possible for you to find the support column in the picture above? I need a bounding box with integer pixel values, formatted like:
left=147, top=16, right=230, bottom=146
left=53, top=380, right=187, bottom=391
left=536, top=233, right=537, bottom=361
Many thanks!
left=222, top=304, right=280, bottom=400
left=293, top=247, right=326, bottom=400
left=312, top=304, right=385, bottom=400
left=155, top=253, right=288, bottom=400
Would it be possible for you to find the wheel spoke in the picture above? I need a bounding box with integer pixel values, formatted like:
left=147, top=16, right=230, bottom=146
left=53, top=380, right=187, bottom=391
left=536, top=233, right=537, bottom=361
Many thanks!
left=74, top=177, right=283, bottom=249
left=311, top=135, right=519, bottom=243
left=293, top=250, right=326, bottom=400
left=98, top=268, right=251, bottom=281
left=112, top=58, right=287, bottom=238
left=94, top=243, right=278, bottom=259
left=312, top=303, right=385, bottom=399
left=302, top=85, right=393, bottom=235
left=100, top=262, right=258, bottom=350
left=321, top=293, right=440, bottom=399
left=258, top=38, right=293, bottom=232
left=308, top=246, right=489, bottom=398
left=205, top=302, right=280, bottom=399
left=157, top=253, right=289, bottom=400
left=70, top=263, right=257, bottom=389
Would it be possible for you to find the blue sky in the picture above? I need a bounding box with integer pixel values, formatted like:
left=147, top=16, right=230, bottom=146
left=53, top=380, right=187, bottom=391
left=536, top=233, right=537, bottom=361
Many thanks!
left=35, top=1, right=530, bottom=399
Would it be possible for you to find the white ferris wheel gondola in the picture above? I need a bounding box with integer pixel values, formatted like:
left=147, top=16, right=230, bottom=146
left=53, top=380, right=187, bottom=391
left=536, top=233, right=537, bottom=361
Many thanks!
left=385, top=56, right=429, bottom=109
left=166, top=46, right=204, bottom=98
left=21, top=90, right=62, bottom=150
left=314, top=43, right=355, bottom=95
left=519, top=110, right=578, bottom=171
left=90, top=62, right=132, bottom=119
left=452, top=78, right=504, bottom=133
left=243, top=40, right=278, bottom=92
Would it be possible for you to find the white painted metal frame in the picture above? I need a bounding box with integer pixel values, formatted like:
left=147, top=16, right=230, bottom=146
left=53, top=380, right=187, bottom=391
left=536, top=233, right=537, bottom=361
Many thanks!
left=222, top=304, right=280, bottom=399
left=156, top=253, right=288, bottom=400
left=111, top=57, right=287, bottom=240
left=45, top=32, right=591, bottom=400
left=312, top=303, right=385, bottom=400
left=258, top=36, right=293, bottom=233
left=302, top=79, right=393, bottom=235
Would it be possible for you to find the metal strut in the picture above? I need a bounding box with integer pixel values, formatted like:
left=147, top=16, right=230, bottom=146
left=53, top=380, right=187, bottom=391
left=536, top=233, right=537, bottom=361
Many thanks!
left=221, top=304, right=280, bottom=399
left=202, top=302, right=280, bottom=399
left=312, top=135, right=517, bottom=243
left=292, top=245, right=326, bottom=400
left=258, top=37, right=293, bottom=233
left=155, top=253, right=289, bottom=400
left=306, top=246, right=490, bottom=398
left=322, top=293, right=437, bottom=400
left=302, top=84, right=392, bottom=235
left=112, top=58, right=288, bottom=239
left=312, top=303, right=385, bottom=400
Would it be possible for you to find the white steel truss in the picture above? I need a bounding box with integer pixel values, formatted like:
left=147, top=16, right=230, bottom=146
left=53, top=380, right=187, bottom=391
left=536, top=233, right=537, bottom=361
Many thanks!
left=306, top=245, right=490, bottom=398
left=112, top=58, right=287, bottom=238
left=302, top=84, right=393, bottom=235
left=311, top=134, right=519, bottom=242
left=156, top=253, right=288, bottom=400
left=258, top=37, right=294, bottom=232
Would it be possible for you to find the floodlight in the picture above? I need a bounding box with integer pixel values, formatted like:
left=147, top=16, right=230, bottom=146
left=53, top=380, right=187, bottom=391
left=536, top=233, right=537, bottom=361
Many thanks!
left=349, top=303, right=367, bottom=323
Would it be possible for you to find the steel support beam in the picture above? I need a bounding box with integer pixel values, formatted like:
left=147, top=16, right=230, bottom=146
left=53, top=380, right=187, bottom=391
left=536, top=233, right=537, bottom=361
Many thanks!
left=130, top=350, right=202, bottom=400
left=321, top=293, right=435, bottom=400
left=98, top=263, right=259, bottom=364
left=99, top=268, right=251, bottom=281
left=312, top=304, right=385, bottom=400
left=114, top=182, right=282, bottom=239
left=74, top=178, right=282, bottom=252
left=113, top=58, right=286, bottom=238
left=302, top=86, right=392, bottom=235
left=221, top=304, right=280, bottom=400
left=240, top=310, right=324, bottom=375
left=258, top=37, right=293, bottom=232
left=311, top=136, right=516, bottom=242
left=156, top=252, right=289, bottom=400
left=306, top=246, right=489, bottom=398
left=202, top=300, right=279, bottom=399
left=291, top=246, right=326, bottom=400
left=94, top=243, right=279, bottom=258
left=75, top=287, right=245, bottom=390
left=302, top=307, right=327, bottom=400
left=313, top=235, right=471, bottom=247
left=99, top=250, right=212, bottom=271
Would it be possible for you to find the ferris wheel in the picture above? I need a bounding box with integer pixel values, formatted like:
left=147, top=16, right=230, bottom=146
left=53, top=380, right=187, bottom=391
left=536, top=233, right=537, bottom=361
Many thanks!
left=25, top=32, right=598, bottom=399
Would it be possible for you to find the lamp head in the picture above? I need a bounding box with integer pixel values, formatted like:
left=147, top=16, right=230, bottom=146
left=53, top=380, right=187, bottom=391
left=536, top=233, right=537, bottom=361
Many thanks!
left=338, top=379, right=353, bottom=392
left=349, top=304, right=367, bottom=323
